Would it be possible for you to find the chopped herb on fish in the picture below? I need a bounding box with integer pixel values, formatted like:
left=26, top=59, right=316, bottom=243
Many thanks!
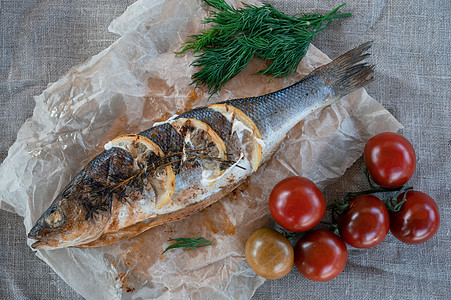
left=178, top=0, right=352, bottom=95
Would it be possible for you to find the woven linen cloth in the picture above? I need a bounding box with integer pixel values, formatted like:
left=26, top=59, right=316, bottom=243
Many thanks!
left=0, top=0, right=449, bottom=299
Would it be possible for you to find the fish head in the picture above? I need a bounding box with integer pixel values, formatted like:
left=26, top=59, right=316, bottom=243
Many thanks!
left=28, top=186, right=112, bottom=250
left=28, top=147, right=137, bottom=250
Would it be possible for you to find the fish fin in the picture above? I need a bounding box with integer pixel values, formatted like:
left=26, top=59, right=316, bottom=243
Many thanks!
left=315, top=41, right=375, bottom=99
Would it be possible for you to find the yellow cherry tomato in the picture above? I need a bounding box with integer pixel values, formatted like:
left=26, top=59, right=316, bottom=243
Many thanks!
left=245, top=228, right=294, bottom=279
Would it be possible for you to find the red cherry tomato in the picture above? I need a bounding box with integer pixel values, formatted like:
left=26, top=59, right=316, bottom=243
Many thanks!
left=364, top=132, right=416, bottom=188
left=338, top=195, right=390, bottom=248
left=390, top=191, right=440, bottom=244
left=269, top=176, right=325, bottom=232
left=294, top=230, right=347, bottom=282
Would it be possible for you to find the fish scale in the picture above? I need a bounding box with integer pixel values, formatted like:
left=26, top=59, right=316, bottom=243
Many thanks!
left=28, top=42, right=374, bottom=249
left=226, top=73, right=334, bottom=141
left=139, top=123, right=183, bottom=155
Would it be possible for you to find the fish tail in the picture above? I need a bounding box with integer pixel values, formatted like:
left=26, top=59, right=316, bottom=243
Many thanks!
left=316, top=41, right=375, bottom=99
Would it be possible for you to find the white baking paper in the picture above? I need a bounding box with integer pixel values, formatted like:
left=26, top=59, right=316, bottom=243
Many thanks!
left=0, top=0, right=402, bottom=299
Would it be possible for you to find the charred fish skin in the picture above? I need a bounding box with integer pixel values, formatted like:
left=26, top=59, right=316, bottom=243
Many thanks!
left=28, top=147, right=135, bottom=249
left=176, top=108, right=233, bottom=143
left=139, top=123, right=183, bottom=156
left=28, top=43, right=374, bottom=249
left=138, top=108, right=235, bottom=158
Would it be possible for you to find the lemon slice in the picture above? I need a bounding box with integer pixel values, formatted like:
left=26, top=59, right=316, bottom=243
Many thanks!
left=208, top=104, right=263, bottom=172
left=170, top=118, right=227, bottom=184
left=107, top=134, right=175, bottom=209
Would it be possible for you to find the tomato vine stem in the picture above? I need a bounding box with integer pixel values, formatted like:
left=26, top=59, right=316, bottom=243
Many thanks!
left=384, top=186, right=413, bottom=212
left=328, top=178, right=413, bottom=223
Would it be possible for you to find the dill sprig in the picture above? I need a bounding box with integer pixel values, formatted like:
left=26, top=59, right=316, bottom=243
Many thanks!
left=178, top=0, right=352, bottom=95
left=162, top=237, right=213, bottom=254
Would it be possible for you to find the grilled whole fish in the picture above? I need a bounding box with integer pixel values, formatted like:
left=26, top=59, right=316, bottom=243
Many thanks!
left=28, top=42, right=374, bottom=249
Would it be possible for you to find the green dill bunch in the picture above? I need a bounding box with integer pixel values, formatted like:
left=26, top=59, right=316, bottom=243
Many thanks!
left=178, top=0, right=352, bottom=96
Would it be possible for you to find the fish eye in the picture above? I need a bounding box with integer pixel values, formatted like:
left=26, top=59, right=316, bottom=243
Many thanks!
left=45, top=209, right=64, bottom=227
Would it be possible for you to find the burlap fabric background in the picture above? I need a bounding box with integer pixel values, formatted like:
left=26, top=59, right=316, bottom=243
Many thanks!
left=0, top=0, right=449, bottom=299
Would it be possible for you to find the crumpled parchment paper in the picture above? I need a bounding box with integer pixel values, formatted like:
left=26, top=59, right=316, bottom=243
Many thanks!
left=0, top=0, right=402, bottom=299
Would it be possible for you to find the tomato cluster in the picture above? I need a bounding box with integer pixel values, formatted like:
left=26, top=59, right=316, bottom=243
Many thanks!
left=362, top=133, right=440, bottom=245
left=245, top=132, right=440, bottom=282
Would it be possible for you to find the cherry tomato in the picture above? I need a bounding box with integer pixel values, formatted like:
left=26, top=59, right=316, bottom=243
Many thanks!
left=269, top=176, right=325, bottom=232
left=338, top=195, right=390, bottom=248
left=245, top=228, right=294, bottom=279
left=364, top=132, right=416, bottom=188
left=390, top=191, right=440, bottom=244
left=294, top=230, right=347, bottom=282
